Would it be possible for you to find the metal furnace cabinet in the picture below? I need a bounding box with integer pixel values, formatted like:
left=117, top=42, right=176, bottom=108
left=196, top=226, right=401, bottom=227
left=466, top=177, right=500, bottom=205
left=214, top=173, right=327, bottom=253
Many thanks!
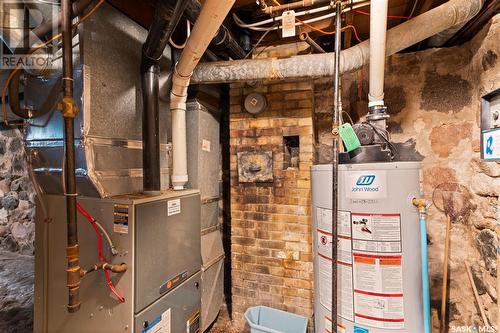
left=34, top=191, right=201, bottom=333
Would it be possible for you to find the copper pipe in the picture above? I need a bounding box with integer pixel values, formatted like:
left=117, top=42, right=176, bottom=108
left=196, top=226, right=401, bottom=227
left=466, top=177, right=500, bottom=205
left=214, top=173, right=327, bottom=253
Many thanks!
left=81, top=262, right=128, bottom=277
left=262, top=0, right=327, bottom=15
left=102, top=262, right=128, bottom=274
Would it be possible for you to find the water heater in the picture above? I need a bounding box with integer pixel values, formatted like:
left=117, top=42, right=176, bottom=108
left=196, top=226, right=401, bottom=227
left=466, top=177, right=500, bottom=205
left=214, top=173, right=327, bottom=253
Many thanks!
left=311, top=162, right=424, bottom=333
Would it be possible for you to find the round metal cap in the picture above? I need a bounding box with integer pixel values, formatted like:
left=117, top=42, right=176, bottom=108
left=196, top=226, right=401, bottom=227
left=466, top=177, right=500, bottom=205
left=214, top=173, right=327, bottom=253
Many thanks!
left=244, top=92, right=267, bottom=115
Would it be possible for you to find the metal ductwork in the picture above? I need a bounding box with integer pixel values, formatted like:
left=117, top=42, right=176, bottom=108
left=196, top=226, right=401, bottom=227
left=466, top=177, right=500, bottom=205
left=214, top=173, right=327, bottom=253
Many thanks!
left=141, top=0, right=188, bottom=194
left=191, top=0, right=484, bottom=84
left=25, top=3, right=172, bottom=198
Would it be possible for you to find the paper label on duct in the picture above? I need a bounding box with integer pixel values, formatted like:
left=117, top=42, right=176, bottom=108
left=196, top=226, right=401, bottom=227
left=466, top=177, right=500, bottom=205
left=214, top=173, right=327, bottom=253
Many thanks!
left=202, top=139, right=211, bottom=152
left=167, top=199, right=181, bottom=216
left=113, top=204, right=129, bottom=234
left=353, top=253, right=404, bottom=329
left=281, top=10, right=296, bottom=38
left=346, top=171, right=387, bottom=200
left=351, top=213, right=402, bottom=253
left=142, top=308, right=171, bottom=333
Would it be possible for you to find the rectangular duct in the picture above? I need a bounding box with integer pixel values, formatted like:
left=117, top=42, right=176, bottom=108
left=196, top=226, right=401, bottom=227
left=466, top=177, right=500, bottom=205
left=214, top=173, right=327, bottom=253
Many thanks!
left=24, top=4, right=171, bottom=197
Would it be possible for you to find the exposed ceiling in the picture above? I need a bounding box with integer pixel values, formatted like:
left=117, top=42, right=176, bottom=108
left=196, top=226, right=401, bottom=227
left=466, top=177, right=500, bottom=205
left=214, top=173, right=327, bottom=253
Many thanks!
left=107, top=0, right=500, bottom=56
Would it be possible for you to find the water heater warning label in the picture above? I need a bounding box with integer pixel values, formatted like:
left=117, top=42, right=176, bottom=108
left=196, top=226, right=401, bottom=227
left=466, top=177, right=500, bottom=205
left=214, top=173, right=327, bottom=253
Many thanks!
left=315, top=208, right=405, bottom=330
left=353, top=253, right=405, bottom=329
left=317, top=209, right=354, bottom=322
left=352, top=213, right=402, bottom=253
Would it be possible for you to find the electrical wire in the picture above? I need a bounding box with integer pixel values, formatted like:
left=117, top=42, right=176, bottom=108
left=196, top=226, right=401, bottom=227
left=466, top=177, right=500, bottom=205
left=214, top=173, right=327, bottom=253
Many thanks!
left=296, top=16, right=362, bottom=42
left=233, top=1, right=370, bottom=31
left=408, top=0, right=419, bottom=20
left=233, top=4, right=332, bottom=28
left=76, top=202, right=125, bottom=303
left=2, top=0, right=105, bottom=126
left=244, top=24, right=278, bottom=59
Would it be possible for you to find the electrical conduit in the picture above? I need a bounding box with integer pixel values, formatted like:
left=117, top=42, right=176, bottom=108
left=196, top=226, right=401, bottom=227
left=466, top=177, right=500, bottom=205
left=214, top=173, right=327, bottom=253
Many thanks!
left=413, top=199, right=431, bottom=333
left=170, top=0, right=236, bottom=190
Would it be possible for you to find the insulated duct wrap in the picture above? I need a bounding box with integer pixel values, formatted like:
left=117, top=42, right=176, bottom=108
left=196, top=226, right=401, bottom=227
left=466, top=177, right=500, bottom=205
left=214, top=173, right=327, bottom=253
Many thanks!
left=191, top=0, right=483, bottom=84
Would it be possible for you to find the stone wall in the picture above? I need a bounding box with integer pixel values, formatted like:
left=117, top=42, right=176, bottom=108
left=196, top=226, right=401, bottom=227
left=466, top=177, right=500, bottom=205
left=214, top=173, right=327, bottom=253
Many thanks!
left=315, top=15, right=500, bottom=329
left=0, top=129, right=35, bottom=255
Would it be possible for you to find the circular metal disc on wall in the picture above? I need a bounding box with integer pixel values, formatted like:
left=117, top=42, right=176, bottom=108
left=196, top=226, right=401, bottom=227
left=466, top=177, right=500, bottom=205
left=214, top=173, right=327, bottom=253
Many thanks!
left=244, top=93, right=267, bottom=115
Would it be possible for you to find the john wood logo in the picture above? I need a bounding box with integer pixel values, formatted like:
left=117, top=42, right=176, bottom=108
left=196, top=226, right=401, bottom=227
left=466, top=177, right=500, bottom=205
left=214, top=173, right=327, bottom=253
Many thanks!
left=356, top=175, right=376, bottom=186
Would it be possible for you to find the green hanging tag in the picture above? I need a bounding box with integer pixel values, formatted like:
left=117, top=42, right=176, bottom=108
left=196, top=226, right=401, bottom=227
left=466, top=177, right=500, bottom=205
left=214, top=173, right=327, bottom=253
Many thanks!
left=338, top=123, right=361, bottom=152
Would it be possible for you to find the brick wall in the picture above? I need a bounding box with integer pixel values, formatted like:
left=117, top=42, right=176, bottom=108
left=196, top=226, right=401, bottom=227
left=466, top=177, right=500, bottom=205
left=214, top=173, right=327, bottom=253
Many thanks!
left=229, top=77, right=316, bottom=329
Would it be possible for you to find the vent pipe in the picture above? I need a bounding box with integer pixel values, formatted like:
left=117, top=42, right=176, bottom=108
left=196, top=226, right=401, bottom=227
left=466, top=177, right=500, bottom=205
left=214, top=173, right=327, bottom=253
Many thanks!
left=170, top=0, right=235, bottom=190
left=141, top=0, right=188, bottom=194
left=191, top=0, right=484, bottom=84
left=368, top=0, right=388, bottom=108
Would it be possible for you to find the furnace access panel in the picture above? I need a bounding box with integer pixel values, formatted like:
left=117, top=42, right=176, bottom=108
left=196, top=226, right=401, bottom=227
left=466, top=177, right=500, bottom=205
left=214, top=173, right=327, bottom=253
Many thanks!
left=34, top=190, right=201, bottom=333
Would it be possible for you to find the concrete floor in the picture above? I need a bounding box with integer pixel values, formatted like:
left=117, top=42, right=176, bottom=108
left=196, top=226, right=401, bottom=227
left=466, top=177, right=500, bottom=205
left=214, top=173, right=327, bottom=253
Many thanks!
left=206, top=304, right=239, bottom=333
left=0, top=249, right=239, bottom=333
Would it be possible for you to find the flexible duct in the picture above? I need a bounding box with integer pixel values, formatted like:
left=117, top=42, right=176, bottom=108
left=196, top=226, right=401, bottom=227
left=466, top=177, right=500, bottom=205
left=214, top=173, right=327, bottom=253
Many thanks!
left=170, top=0, right=235, bottom=190
left=368, top=0, right=388, bottom=107
left=141, top=0, right=188, bottom=193
left=191, top=0, right=484, bottom=84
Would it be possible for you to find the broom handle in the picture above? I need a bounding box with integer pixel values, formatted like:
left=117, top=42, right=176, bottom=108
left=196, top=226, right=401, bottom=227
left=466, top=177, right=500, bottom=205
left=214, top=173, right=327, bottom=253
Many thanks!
left=440, top=215, right=451, bottom=333
left=464, top=261, right=489, bottom=326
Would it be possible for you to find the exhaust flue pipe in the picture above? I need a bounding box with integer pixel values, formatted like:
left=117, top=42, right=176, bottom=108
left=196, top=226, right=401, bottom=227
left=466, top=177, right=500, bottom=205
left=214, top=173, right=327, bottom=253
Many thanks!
left=368, top=0, right=388, bottom=107
left=141, top=0, right=188, bottom=193
left=191, top=0, right=484, bottom=84
left=170, top=0, right=235, bottom=190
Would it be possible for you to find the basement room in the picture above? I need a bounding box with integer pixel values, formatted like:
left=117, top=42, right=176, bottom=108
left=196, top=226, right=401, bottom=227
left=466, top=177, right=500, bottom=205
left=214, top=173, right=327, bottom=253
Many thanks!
left=0, top=0, right=498, bottom=332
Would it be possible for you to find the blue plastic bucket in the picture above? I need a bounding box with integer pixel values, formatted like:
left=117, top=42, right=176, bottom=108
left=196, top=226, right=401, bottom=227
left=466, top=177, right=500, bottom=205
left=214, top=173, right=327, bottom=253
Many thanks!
left=244, top=306, right=308, bottom=333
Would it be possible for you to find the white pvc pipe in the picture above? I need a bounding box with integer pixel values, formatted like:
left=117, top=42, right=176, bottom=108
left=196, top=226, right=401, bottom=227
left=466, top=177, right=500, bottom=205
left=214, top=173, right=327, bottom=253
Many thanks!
left=170, top=0, right=235, bottom=190
left=368, top=0, right=389, bottom=107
